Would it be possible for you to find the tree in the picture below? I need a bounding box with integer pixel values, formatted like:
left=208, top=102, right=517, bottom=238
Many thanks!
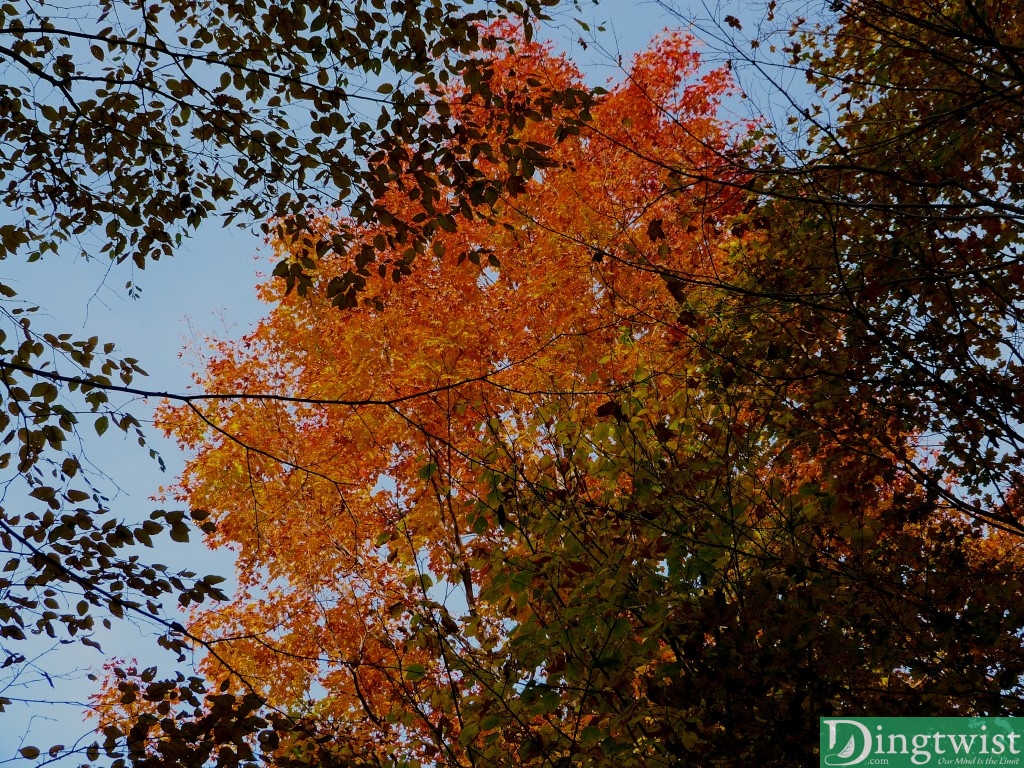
left=671, top=0, right=1024, bottom=536
left=0, top=0, right=596, bottom=751
left=90, top=25, right=1024, bottom=768
left=0, top=0, right=589, bottom=277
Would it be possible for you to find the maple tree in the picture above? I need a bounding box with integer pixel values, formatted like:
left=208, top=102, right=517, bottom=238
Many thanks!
left=86, top=16, right=1024, bottom=768
left=0, top=0, right=600, bottom=741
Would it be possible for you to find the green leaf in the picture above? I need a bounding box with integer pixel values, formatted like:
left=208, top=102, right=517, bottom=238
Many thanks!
left=404, top=663, right=425, bottom=682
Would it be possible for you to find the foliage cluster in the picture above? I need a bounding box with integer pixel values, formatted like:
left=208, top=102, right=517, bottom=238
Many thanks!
left=0, top=0, right=587, bottom=731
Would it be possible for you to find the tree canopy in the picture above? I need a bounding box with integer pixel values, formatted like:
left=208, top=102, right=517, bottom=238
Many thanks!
left=0, top=0, right=586, bottom=272
left=85, top=5, right=1024, bottom=766
left=0, top=0, right=593, bottom=751
left=7, top=0, right=1024, bottom=766
left=736, top=0, right=1024, bottom=535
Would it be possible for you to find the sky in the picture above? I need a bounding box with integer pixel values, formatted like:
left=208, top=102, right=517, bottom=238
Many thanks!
left=0, top=0, right=782, bottom=760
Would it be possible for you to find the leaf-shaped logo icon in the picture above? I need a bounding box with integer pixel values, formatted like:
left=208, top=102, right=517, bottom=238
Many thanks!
left=837, top=735, right=857, bottom=759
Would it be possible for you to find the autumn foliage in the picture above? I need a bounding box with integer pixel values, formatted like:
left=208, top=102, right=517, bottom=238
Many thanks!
left=92, top=12, right=1024, bottom=768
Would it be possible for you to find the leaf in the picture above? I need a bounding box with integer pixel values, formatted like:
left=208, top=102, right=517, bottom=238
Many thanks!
left=837, top=735, right=856, bottom=759
left=404, top=663, right=426, bottom=682
left=646, top=218, right=666, bottom=241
